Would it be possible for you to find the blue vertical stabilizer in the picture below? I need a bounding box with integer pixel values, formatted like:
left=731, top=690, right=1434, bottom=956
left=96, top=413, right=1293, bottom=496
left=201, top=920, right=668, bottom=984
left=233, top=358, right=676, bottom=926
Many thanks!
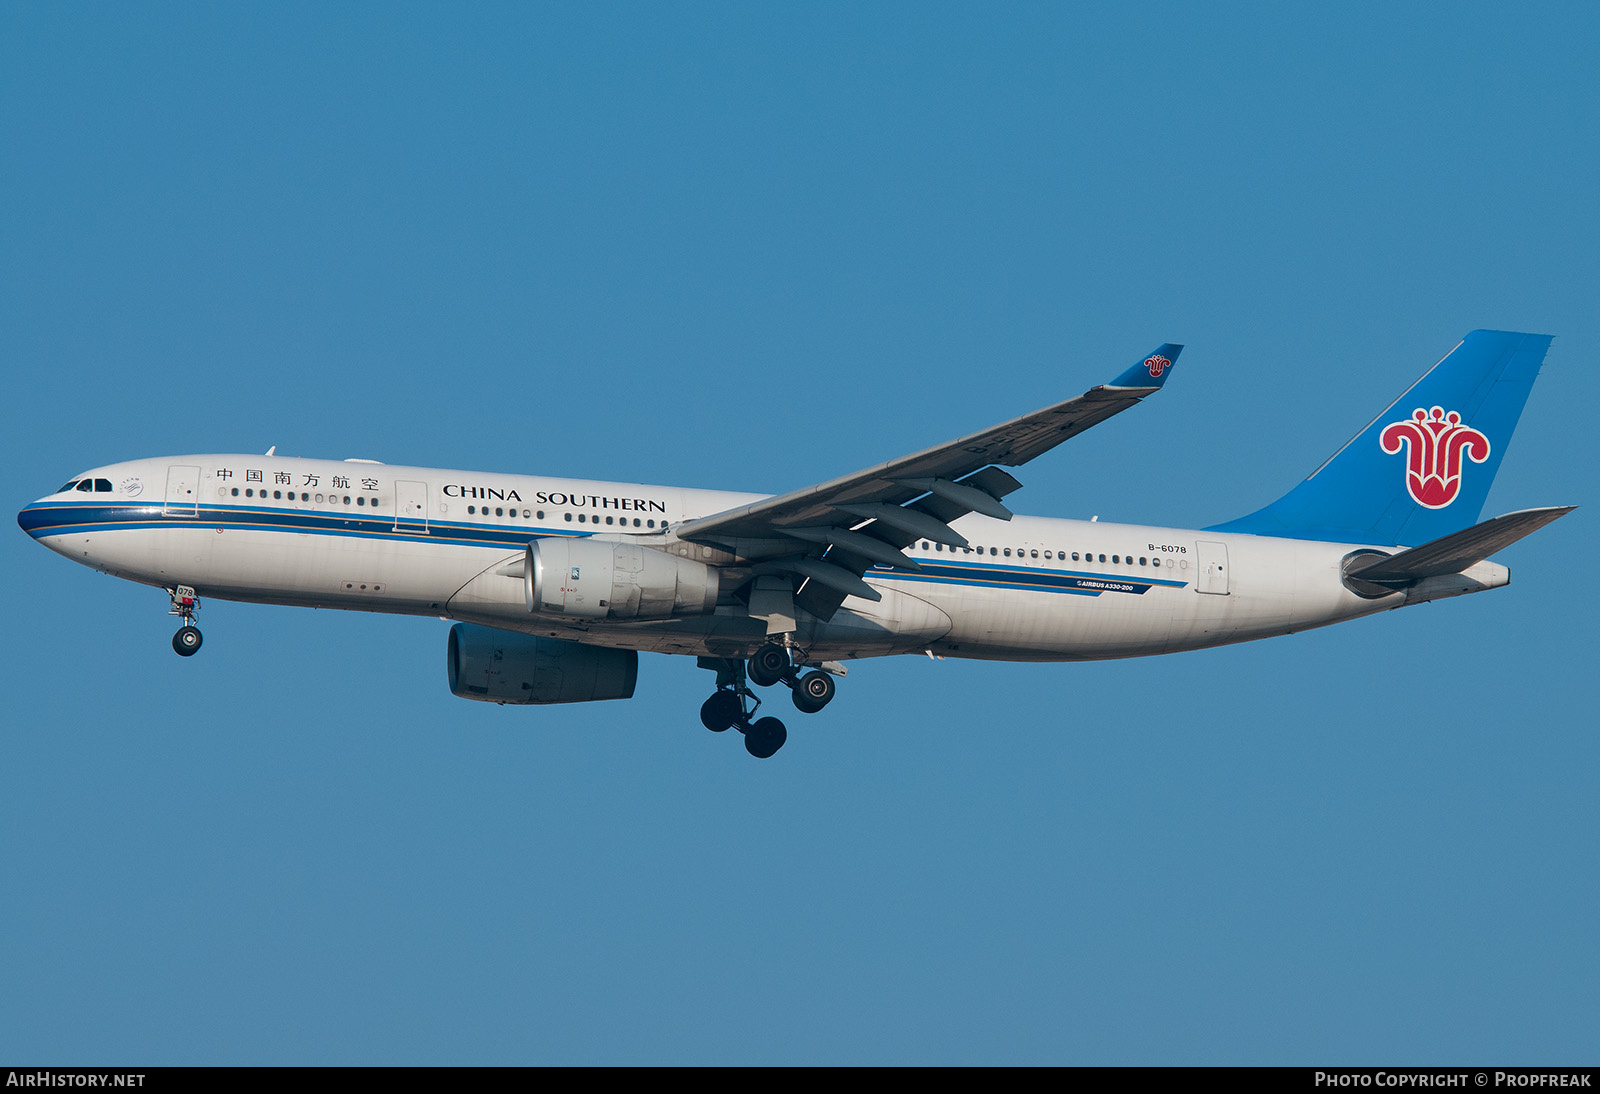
left=1207, top=330, right=1552, bottom=545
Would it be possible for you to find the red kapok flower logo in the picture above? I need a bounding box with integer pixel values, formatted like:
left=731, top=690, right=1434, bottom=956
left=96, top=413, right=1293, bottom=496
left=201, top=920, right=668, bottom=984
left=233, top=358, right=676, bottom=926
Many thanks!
left=1379, top=406, right=1491, bottom=509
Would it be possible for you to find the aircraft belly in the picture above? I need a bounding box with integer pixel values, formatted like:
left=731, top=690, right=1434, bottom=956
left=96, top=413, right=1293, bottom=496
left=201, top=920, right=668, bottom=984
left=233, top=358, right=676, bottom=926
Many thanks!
left=81, top=523, right=494, bottom=613
left=447, top=582, right=955, bottom=662
left=1165, top=537, right=1397, bottom=652
left=806, top=585, right=953, bottom=659
left=923, top=581, right=1178, bottom=662
left=38, top=525, right=191, bottom=587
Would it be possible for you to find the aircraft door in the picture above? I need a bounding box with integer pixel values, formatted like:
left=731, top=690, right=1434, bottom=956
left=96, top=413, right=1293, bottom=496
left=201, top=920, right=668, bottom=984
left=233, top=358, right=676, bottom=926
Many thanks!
left=395, top=480, right=429, bottom=533
left=1196, top=540, right=1230, bottom=595
left=164, top=465, right=200, bottom=517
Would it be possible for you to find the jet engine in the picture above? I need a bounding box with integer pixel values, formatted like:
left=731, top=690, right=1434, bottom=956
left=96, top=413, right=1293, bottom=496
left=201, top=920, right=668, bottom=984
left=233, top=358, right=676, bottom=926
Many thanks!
left=525, top=538, right=719, bottom=619
left=446, top=623, right=638, bottom=705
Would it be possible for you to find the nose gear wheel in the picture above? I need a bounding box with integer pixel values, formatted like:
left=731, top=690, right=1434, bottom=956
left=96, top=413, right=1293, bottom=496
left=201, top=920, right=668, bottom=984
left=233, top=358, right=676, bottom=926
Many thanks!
left=166, top=586, right=203, bottom=658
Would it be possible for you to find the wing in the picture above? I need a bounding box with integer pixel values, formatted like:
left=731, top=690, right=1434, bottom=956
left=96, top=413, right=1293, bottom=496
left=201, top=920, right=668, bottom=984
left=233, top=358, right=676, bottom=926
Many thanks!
left=677, top=343, right=1184, bottom=621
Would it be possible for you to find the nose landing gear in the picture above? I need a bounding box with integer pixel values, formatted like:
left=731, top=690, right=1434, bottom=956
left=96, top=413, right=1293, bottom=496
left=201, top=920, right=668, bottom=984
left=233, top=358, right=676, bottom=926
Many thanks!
left=167, top=585, right=203, bottom=657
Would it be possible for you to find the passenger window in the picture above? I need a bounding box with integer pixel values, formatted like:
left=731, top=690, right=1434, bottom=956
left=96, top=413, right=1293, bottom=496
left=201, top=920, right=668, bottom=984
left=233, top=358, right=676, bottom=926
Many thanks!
left=1030, top=550, right=1038, bottom=558
left=231, top=488, right=240, bottom=496
left=564, top=513, right=573, bottom=522
left=1003, top=548, right=1011, bottom=557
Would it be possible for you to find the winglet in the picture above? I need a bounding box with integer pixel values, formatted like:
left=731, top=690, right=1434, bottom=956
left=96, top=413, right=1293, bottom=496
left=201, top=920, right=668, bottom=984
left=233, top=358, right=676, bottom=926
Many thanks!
left=1108, top=343, right=1184, bottom=389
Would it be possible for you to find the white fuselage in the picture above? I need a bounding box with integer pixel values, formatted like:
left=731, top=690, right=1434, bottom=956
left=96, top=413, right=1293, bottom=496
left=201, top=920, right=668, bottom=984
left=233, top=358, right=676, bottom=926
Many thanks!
left=22, top=454, right=1507, bottom=665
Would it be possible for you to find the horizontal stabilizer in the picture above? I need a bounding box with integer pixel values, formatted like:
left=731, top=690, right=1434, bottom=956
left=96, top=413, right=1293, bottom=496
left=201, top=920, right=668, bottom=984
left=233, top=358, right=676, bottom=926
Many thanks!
left=1347, top=506, right=1575, bottom=585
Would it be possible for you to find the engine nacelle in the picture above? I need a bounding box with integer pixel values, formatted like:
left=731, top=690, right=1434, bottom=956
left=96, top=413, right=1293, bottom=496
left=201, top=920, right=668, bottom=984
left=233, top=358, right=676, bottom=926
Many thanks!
left=447, top=623, right=638, bottom=705
left=525, top=538, right=719, bottom=619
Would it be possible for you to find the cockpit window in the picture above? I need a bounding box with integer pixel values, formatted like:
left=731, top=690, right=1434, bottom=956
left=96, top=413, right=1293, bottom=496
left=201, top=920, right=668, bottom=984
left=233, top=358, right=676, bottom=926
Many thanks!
left=59, top=480, right=79, bottom=493
left=94, top=479, right=112, bottom=492
left=76, top=480, right=94, bottom=492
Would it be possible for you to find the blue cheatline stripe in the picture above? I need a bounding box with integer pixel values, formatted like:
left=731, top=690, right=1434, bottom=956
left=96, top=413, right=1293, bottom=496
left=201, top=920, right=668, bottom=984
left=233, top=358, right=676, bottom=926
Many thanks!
left=17, top=500, right=586, bottom=550
left=871, top=559, right=1186, bottom=597
left=21, top=502, right=1190, bottom=597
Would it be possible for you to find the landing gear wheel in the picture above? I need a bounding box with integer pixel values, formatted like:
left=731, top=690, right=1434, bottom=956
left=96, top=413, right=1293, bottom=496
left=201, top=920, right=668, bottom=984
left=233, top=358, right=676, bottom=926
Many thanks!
left=172, top=625, right=203, bottom=657
left=791, top=670, right=835, bottom=714
left=749, top=644, right=792, bottom=688
left=743, top=716, right=788, bottom=759
left=700, top=690, right=742, bottom=732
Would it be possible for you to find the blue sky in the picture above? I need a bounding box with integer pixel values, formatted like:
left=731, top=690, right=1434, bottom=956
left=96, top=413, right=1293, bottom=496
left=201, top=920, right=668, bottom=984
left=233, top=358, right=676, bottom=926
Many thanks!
left=3, top=3, right=1595, bottom=1064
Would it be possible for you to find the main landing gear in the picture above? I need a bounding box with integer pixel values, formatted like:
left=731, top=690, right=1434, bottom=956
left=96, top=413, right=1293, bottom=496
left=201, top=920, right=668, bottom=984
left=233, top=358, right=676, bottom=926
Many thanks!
left=748, top=642, right=837, bottom=714
left=698, top=660, right=788, bottom=759
left=167, top=585, right=203, bottom=657
left=696, top=643, right=841, bottom=759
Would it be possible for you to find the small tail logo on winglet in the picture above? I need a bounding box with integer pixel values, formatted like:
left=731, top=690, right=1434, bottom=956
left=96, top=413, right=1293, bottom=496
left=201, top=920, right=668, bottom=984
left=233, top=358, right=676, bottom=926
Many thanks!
left=1380, top=407, right=1491, bottom=509
left=1145, top=354, right=1171, bottom=378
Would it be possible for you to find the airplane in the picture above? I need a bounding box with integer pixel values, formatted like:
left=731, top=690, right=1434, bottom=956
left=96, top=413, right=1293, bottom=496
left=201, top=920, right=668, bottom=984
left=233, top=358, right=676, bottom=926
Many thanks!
left=17, top=330, right=1574, bottom=759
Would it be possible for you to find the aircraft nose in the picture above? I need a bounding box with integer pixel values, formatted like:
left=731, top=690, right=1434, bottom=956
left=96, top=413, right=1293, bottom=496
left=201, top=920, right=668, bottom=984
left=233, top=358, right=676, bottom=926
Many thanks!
left=18, top=498, right=50, bottom=537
